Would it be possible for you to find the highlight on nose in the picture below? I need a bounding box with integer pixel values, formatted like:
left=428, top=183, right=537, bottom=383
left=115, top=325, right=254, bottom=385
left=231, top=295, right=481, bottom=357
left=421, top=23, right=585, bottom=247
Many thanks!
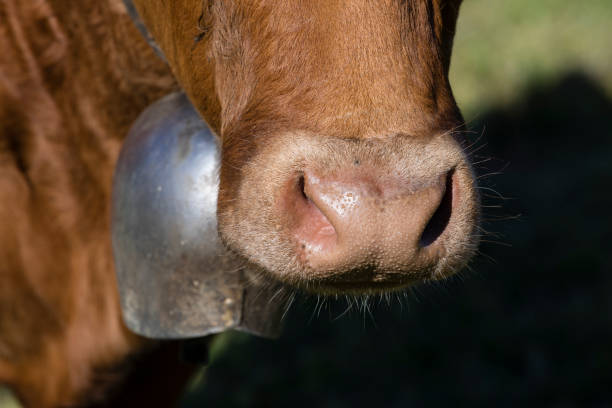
left=281, top=166, right=456, bottom=278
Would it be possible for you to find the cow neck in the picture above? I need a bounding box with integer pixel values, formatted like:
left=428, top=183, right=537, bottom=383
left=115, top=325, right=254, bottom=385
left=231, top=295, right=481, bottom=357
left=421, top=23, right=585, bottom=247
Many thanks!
left=122, top=0, right=167, bottom=62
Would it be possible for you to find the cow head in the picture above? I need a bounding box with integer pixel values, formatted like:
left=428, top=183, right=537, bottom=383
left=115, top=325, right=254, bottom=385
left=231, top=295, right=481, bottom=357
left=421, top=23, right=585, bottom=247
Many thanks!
left=133, top=0, right=479, bottom=294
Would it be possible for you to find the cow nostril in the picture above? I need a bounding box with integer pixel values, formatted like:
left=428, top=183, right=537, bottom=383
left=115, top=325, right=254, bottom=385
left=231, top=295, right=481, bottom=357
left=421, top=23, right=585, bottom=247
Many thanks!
left=298, top=174, right=308, bottom=200
left=419, top=169, right=454, bottom=247
left=290, top=172, right=337, bottom=254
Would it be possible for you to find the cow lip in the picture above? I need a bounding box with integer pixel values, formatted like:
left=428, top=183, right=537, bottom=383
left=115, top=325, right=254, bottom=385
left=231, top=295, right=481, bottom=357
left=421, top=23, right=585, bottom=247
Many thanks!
left=304, top=276, right=423, bottom=294
left=300, top=264, right=429, bottom=293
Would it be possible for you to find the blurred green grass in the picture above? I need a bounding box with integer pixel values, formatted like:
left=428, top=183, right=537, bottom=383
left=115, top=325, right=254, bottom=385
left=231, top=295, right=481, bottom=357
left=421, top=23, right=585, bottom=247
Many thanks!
left=450, top=0, right=612, bottom=119
left=0, top=388, right=20, bottom=408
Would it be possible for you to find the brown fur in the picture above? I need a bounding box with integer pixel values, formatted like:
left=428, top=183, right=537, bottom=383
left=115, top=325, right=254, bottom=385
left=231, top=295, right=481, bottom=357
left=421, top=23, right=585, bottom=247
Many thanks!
left=0, top=0, right=474, bottom=405
left=0, top=0, right=183, bottom=406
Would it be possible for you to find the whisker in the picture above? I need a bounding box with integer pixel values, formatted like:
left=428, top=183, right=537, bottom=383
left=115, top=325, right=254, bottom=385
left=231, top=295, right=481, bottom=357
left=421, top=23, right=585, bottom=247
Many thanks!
left=281, top=292, right=296, bottom=321
left=472, top=157, right=494, bottom=166
left=364, top=298, right=377, bottom=329
left=482, top=214, right=522, bottom=222
left=477, top=171, right=504, bottom=180
left=476, top=250, right=498, bottom=264
left=480, top=192, right=513, bottom=201
left=333, top=297, right=354, bottom=321
left=479, top=239, right=512, bottom=247
left=476, top=186, right=510, bottom=200
left=308, top=295, right=321, bottom=324
left=268, top=286, right=285, bottom=304
left=317, top=296, right=327, bottom=319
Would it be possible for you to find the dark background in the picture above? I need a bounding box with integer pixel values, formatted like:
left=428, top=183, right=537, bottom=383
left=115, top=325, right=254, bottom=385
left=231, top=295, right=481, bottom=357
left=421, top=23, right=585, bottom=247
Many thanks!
left=180, top=1, right=612, bottom=406
left=180, top=71, right=612, bottom=408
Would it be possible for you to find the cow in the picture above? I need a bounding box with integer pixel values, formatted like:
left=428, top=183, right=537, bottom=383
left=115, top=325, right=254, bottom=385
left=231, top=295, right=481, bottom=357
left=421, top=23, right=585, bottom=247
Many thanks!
left=0, top=0, right=479, bottom=406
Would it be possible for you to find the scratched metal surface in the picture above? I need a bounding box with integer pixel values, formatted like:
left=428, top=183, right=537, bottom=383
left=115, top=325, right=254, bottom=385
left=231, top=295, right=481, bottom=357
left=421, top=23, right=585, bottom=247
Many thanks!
left=112, top=93, right=285, bottom=339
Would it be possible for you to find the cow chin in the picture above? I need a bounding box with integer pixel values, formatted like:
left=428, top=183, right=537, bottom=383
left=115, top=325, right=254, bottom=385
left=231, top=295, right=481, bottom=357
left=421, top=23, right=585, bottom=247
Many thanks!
left=217, top=132, right=480, bottom=295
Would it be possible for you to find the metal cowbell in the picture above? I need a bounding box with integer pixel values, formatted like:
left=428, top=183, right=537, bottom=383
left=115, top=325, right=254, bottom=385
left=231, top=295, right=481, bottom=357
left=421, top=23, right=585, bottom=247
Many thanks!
left=112, top=92, right=284, bottom=339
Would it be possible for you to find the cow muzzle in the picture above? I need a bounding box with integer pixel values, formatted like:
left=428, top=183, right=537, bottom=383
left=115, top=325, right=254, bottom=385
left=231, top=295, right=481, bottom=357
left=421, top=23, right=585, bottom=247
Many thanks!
left=217, top=132, right=481, bottom=293
left=112, top=93, right=284, bottom=339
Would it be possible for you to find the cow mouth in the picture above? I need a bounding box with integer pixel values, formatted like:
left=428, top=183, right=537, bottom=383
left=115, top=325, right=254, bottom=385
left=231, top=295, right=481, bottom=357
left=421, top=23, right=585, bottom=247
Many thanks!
left=307, top=277, right=423, bottom=294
